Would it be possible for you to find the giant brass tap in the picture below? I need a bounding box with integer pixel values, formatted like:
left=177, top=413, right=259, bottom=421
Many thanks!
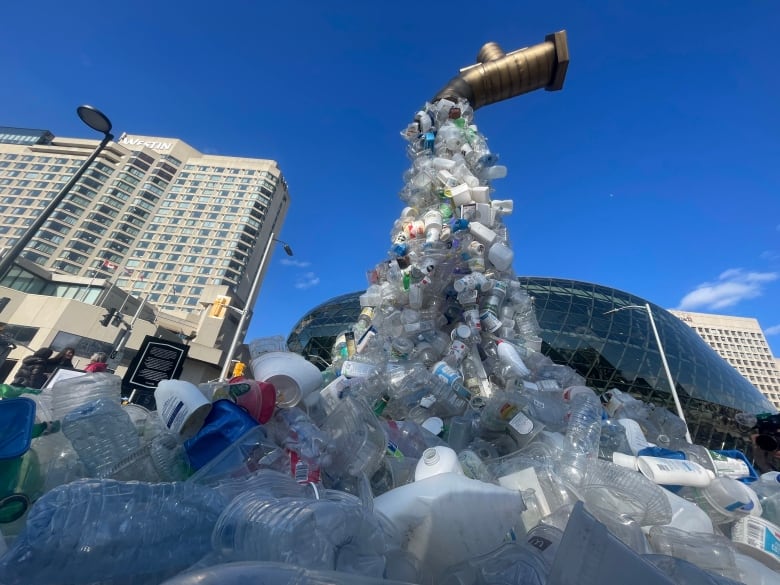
left=431, top=30, right=569, bottom=110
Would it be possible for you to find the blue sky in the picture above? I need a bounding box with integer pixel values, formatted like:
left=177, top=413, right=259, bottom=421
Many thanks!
left=3, top=2, right=779, bottom=353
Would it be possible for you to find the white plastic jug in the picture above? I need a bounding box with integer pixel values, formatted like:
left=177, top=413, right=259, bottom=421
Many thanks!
left=374, top=472, right=525, bottom=583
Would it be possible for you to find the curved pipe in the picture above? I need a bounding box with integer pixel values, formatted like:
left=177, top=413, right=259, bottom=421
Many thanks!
left=431, top=30, right=569, bottom=111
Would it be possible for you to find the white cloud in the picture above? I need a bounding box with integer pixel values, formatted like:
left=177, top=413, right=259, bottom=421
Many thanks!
left=676, top=268, right=778, bottom=311
left=294, top=272, right=320, bottom=289
left=280, top=258, right=310, bottom=268
left=765, top=324, right=780, bottom=336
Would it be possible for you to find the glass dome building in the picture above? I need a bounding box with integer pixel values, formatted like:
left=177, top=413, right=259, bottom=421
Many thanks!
left=286, top=277, right=776, bottom=450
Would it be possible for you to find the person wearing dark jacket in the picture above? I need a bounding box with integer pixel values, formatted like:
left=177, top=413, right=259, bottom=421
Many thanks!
left=48, top=347, right=75, bottom=370
left=12, top=347, right=54, bottom=389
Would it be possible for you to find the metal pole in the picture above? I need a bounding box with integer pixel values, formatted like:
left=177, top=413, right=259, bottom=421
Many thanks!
left=219, top=231, right=276, bottom=381
left=644, top=303, right=693, bottom=443
left=0, top=132, right=113, bottom=279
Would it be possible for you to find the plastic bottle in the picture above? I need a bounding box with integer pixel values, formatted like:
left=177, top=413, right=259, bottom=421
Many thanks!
left=320, top=395, right=387, bottom=479
left=749, top=471, right=780, bottom=525
left=647, top=525, right=743, bottom=582
left=414, top=446, right=463, bottom=481
left=496, top=339, right=531, bottom=378
left=555, top=388, right=603, bottom=486
left=50, top=372, right=123, bottom=420
left=374, top=472, right=525, bottom=583
left=613, top=455, right=716, bottom=488
left=266, top=407, right=332, bottom=483
left=0, top=478, right=226, bottom=585
left=61, top=398, right=142, bottom=477
left=212, top=491, right=387, bottom=576
left=157, top=562, right=417, bottom=585
left=479, top=280, right=507, bottom=333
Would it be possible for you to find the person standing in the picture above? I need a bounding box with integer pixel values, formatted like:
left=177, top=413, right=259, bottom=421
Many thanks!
left=0, top=323, right=17, bottom=368
left=12, top=347, right=54, bottom=389
left=84, top=352, right=108, bottom=373
left=48, top=347, right=76, bottom=370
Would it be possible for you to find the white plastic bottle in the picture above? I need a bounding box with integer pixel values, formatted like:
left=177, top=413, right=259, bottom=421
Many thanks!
left=414, top=446, right=463, bottom=481
left=495, top=339, right=530, bottom=377
left=635, top=456, right=715, bottom=488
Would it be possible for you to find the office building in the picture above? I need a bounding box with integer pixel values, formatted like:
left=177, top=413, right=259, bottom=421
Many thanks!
left=286, top=278, right=776, bottom=452
left=0, top=127, right=290, bottom=389
left=670, top=310, right=780, bottom=408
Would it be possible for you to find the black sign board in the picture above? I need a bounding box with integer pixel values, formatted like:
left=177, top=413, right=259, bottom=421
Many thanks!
left=122, top=336, right=189, bottom=410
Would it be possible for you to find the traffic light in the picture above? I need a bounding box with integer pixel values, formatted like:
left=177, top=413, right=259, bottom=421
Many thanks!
left=209, top=295, right=230, bottom=318
left=0, top=297, right=9, bottom=314
left=232, top=361, right=246, bottom=378
left=100, top=308, right=117, bottom=327
left=112, top=311, right=124, bottom=327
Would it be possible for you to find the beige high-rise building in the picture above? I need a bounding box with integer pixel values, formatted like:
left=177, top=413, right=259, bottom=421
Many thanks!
left=0, top=126, right=290, bottom=392
left=670, top=310, right=780, bottom=408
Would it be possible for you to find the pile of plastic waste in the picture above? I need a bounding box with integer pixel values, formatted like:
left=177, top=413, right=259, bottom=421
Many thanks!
left=2, top=98, right=780, bottom=585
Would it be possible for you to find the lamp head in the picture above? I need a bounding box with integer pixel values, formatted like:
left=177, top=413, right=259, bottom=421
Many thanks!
left=77, top=105, right=113, bottom=135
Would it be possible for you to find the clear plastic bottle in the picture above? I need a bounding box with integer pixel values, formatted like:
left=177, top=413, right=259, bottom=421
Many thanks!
left=212, top=491, right=387, bottom=575
left=748, top=471, right=780, bottom=525
left=266, top=407, right=333, bottom=483
left=555, top=388, right=603, bottom=486
left=61, top=398, right=142, bottom=477
left=0, top=478, right=226, bottom=585
left=320, top=395, right=387, bottom=479
left=50, top=372, right=123, bottom=420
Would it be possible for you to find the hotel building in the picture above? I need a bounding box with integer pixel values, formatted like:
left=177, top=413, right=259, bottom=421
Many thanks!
left=0, top=126, right=289, bottom=391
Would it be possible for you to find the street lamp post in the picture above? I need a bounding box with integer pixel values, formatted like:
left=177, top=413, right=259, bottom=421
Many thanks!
left=218, top=233, right=293, bottom=380
left=605, top=303, right=693, bottom=443
left=0, top=106, right=114, bottom=280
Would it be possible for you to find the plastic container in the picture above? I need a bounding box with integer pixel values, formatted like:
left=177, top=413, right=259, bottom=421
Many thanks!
left=250, top=351, right=323, bottom=407
left=730, top=515, right=780, bottom=570
left=50, top=372, right=123, bottom=420
left=374, top=472, right=525, bottom=583
left=414, top=446, right=463, bottom=481
left=0, top=478, right=226, bottom=585
left=657, top=485, right=715, bottom=534
left=579, top=459, right=673, bottom=527
left=320, top=395, right=387, bottom=478
left=0, top=397, right=36, bottom=460
left=547, top=501, right=676, bottom=585
left=678, top=477, right=755, bottom=526
left=212, top=491, right=387, bottom=575
left=157, top=561, right=415, bottom=585
left=647, top=525, right=742, bottom=582
left=61, top=398, right=142, bottom=477
left=154, top=379, right=213, bottom=440
left=635, top=456, right=715, bottom=488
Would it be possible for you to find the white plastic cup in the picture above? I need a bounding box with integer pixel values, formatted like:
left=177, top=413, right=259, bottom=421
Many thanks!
left=154, top=379, right=213, bottom=440
left=250, top=351, right=323, bottom=408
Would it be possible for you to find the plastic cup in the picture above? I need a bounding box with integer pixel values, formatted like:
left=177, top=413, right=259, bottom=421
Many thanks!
left=580, top=459, right=672, bottom=527
left=250, top=352, right=323, bottom=408
left=154, top=379, right=213, bottom=440
left=678, top=477, right=754, bottom=526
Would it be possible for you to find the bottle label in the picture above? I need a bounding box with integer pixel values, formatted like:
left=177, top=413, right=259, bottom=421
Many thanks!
left=341, top=360, right=377, bottom=378
left=479, top=310, right=502, bottom=332
left=288, top=450, right=320, bottom=484
left=433, top=361, right=462, bottom=387
left=509, top=412, right=534, bottom=436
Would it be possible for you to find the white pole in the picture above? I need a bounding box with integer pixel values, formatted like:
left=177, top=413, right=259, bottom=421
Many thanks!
left=644, top=303, right=693, bottom=444
left=219, top=231, right=276, bottom=381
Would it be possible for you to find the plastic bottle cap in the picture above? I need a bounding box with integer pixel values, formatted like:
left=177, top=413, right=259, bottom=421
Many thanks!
left=423, top=447, right=440, bottom=466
